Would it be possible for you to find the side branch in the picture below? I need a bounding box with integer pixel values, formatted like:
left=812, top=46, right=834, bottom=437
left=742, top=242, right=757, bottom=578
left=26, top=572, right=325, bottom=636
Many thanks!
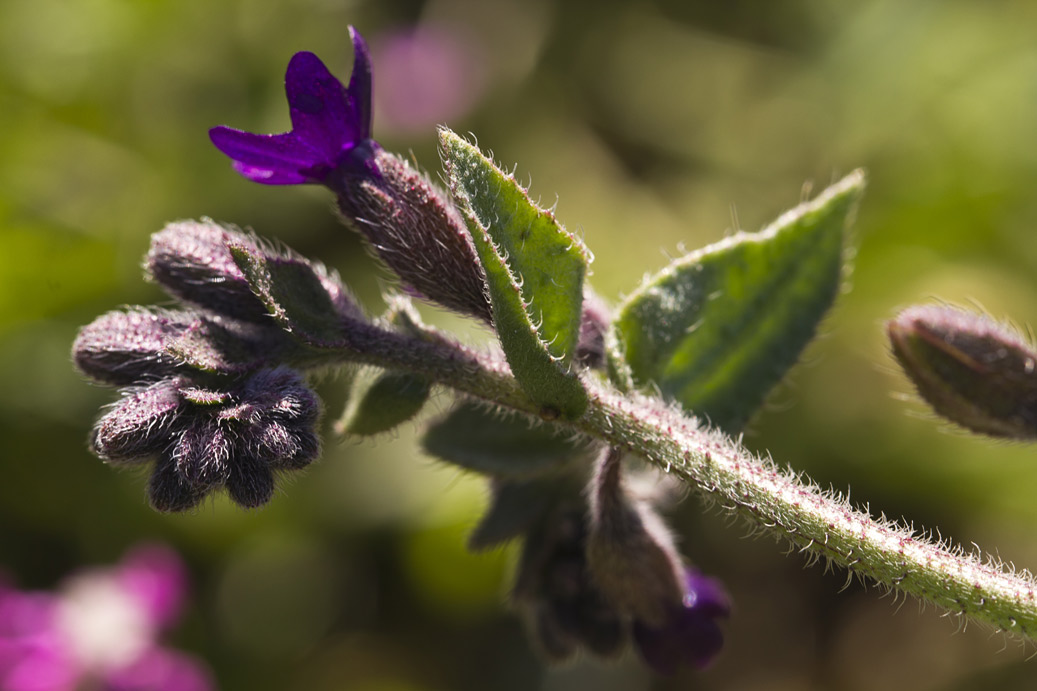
left=311, top=329, right=1037, bottom=637
left=579, top=380, right=1037, bottom=639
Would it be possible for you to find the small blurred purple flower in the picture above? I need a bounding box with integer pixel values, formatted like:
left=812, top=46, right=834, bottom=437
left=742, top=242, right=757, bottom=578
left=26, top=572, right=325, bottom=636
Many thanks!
left=0, top=545, right=212, bottom=691
left=373, top=25, right=484, bottom=134
left=632, top=569, right=731, bottom=675
left=209, top=27, right=376, bottom=186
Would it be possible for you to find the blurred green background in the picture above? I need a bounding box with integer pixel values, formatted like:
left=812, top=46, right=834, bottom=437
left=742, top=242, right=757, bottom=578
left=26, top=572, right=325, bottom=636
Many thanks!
left=3, top=0, right=1037, bottom=688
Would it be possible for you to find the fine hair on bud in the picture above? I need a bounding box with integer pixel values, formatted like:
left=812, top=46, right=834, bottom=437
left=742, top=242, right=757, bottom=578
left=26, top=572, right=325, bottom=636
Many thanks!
left=586, top=446, right=686, bottom=626
left=336, top=149, right=492, bottom=322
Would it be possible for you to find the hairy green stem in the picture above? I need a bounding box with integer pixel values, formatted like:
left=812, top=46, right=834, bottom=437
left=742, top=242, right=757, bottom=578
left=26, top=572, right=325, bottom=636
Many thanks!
left=315, top=323, right=1037, bottom=638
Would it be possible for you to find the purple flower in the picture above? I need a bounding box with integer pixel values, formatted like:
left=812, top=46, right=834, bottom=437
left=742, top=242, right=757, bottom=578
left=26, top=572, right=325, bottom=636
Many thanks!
left=632, top=569, right=731, bottom=675
left=207, top=30, right=492, bottom=322
left=0, top=545, right=212, bottom=691
left=209, top=26, right=375, bottom=186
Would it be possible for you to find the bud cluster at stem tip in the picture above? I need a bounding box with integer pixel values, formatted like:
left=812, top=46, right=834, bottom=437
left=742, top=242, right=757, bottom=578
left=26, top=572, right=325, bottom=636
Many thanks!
left=73, top=219, right=351, bottom=511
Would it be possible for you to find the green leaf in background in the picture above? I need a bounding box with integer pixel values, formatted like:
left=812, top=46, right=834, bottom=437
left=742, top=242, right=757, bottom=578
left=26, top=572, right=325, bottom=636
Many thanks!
left=440, top=128, right=589, bottom=419
left=467, top=480, right=553, bottom=550
left=610, top=171, right=865, bottom=434
left=336, top=368, right=431, bottom=437
left=422, top=400, right=593, bottom=479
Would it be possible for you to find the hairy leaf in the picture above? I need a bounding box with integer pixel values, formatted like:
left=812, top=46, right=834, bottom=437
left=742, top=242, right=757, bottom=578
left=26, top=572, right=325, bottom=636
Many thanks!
left=422, top=401, right=592, bottom=478
left=229, top=244, right=345, bottom=347
left=336, top=369, right=431, bottom=436
left=611, top=171, right=865, bottom=433
left=440, top=128, right=589, bottom=419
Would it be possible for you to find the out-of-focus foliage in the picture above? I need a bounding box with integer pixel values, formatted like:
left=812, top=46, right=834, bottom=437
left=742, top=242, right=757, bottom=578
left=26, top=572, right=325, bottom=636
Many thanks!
left=2, top=0, right=1037, bottom=688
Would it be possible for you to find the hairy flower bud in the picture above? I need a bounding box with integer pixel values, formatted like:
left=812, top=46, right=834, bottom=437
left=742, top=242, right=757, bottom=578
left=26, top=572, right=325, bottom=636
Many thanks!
left=89, top=368, right=321, bottom=512
left=92, top=379, right=184, bottom=462
left=147, top=219, right=362, bottom=323
left=335, top=149, right=491, bottom=322
left=73, top=308, right=293, bottom=385
left=513, top=507, right=626, bottom=661
left=576, top=287, right=611, bottom=369
left=888, top=304, right=1037, bottom=438
left=586, top=447, right=686, bottom=626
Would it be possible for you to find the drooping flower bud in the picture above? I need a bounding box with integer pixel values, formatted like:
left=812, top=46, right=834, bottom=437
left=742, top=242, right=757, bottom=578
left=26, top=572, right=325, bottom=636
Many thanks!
left=512, top=508, right=626, bottom=660
left=888, top=304, right=1037, bottom=439
left=585, top=447, right=686, bottom=626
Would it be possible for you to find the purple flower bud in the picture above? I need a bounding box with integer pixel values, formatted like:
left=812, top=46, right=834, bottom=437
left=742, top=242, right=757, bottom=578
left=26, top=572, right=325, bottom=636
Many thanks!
left=89, top=368, right=321, bottom=512
left=147, top=220, right=363, bottom=324
left=888, top=304, right=1037, bottom=439
left=513, top=508, right=626, bottom=661
left=586, top=448, right=685, bottom=627
left=92, top=379, right=184, bottom=462
left=74, top=307, right=297, bottom=386
left=73, top=310, right=202, bottom=386
left=334, top=148, right=491, bottom=321
left=575, top=288, right=611, bottom=369
left=146, top=220, right=271, bottom=323
left=209, top=27, right=374, bottom=186
left=632, top=569, right=731, bottom=675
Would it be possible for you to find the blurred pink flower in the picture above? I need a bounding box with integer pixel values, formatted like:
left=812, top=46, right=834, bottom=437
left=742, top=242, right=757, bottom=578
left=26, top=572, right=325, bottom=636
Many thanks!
left=0, top=545, right=212, bottom=691
left=373, top=25, right=485, bottom=134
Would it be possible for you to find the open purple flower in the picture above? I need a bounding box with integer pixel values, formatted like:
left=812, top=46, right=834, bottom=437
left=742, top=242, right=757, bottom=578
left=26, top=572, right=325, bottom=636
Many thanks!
left=632, top=569, right=731, bottom=675
left=209, top=26, right=375, bottom=186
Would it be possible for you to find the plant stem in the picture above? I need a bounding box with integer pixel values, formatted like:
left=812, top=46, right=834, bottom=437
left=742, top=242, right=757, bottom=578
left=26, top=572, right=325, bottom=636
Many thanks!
left=316, top=322, right=1037, bottom=638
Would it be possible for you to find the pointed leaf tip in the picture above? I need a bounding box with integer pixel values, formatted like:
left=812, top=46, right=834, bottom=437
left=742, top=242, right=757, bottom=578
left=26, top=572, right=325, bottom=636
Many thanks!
left=439, top=128, right=589, bottom=418
left=610, top=171, right=865, bottom=433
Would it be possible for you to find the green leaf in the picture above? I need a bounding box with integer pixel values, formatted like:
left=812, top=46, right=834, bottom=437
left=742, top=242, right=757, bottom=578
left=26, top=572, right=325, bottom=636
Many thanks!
left=422, top=400, right=592, bottom=478
left=336, top=368, right=431, bottom=436
left=229, top=244, right=344, bottom=347
left=468, top=480, right=553, bottom=550
left=610, top=171, right=865, bottom=434
left=439, top=128, right=589, bottom=419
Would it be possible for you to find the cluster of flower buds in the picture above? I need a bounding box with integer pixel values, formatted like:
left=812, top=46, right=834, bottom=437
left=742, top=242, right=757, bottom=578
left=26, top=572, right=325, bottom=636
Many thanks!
left=72, top=220, right=357, bottom=511
left=501, top=449, right=730, bottom=674
left=0, top=544, right=211, bottom=691
left=425, top=400, right=729, bottom=673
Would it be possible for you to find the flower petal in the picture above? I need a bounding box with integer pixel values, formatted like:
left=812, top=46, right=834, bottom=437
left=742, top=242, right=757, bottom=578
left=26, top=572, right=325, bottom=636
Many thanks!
left=208, top=127, right=321, bottom=184
left=347, top=26, right=373, bottom=140
left=285, top=51, right=358, bottom=160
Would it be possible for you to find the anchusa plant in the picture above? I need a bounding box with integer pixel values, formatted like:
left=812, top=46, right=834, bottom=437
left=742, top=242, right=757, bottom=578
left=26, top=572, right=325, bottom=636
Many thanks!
left=73, top=26, right=1037, bottom=676
left=0, top=544, right=211, bottom=691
